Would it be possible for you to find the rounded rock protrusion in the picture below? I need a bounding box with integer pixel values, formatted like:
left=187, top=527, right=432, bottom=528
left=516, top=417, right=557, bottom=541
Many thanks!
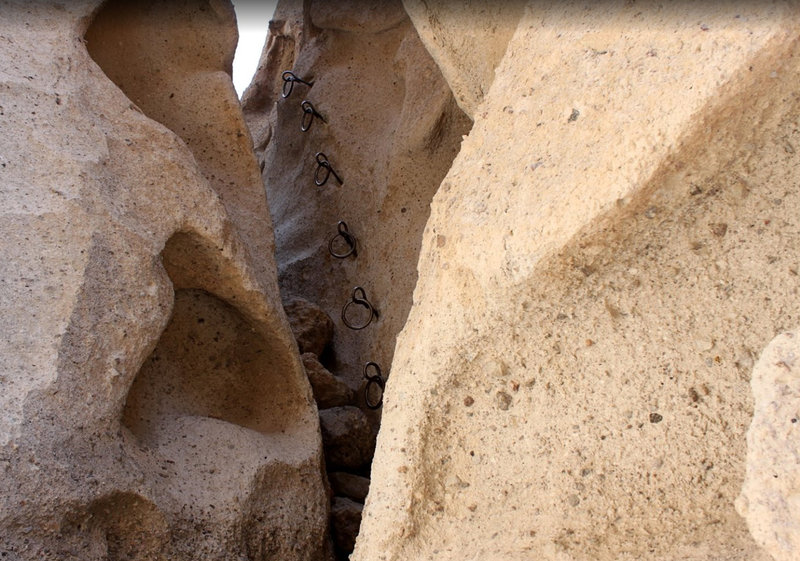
left=319, top=406, right=374, bottom=469
left=330, top=496, right=363, bottom=555
left=328, top=472, right=370, bottom=503
left=284, top=298, right=334, bottom=356
left=301, top=353, right=355, bottom=409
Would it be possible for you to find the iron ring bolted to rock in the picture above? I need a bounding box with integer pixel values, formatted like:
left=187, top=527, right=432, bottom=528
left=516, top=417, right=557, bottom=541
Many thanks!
left=281, top=70, right=313, bottom=98
left=363, top=361, right=385, bottom=410
left=342, top=286, right=379, bottom=330
left=329, top=221, right=357, bottom=258
left=314, top=152, right=343, bottom=186
left=301, top=100, right=326, bottom=132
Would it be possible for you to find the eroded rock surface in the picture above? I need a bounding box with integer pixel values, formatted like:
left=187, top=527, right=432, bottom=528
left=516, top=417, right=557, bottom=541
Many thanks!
left=302, top=352, right=355, bottom=409
left=320, top=406, right=374, bottom=470
left=0, top=1, right=328, bottom=559
left=242, top=0, right=471, bottom=393
left=355, top=3, right=800, bottom=561
left=401, top=0, right=526, bottom=118
left=737, top=330, right=800, bottom=561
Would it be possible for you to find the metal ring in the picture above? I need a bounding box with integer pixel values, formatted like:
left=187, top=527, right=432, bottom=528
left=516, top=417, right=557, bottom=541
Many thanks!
left=281, top=71, right=296, bottom=98
left=281, top=71, right=312, bottom=98
left=363, top=362, right=384, bottom=410
left=301, top=100, right=325, bottom=132
left=341, top=286, right=378, bottom=330
left=314, top=152, right=342, bottom=186
left=328, top=221, right=357, bottom=258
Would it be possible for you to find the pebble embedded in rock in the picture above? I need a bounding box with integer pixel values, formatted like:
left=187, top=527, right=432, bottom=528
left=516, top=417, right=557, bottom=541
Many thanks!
left=496, top=391, right=512, bottom=410
left=330, top=496, right=363, bottom=555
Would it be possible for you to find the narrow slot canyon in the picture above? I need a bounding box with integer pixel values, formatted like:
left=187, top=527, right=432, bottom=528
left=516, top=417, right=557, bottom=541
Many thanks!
left=82, top=0, right=472, bottom=558
left=240, top=2, right=472, bottom=557
left=3, top=1, right=800, bottom=561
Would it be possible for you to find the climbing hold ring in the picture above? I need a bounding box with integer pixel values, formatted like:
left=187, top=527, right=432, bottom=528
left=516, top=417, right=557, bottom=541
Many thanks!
left=328, top=221, right=357, bottom=258
left=281, top=70, right=313, bottom=98
left=363, top=361, right=385, bottom=410
left=301, top=100, right=325, bottom=132
left=342, top=286, right=378, bottom=330
left=314, top=152, right=343, bottom=186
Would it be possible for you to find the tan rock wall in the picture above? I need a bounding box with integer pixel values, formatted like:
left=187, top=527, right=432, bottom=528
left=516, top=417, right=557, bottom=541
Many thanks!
left=737, top=330, right=800, bottom=561
left=0, top=1, right=328, bottom=558
left=243, top=0, right=471, bottom=395
left=401, top=0, right=526, bottom=118
left=355, top=2, right=800, bottom=560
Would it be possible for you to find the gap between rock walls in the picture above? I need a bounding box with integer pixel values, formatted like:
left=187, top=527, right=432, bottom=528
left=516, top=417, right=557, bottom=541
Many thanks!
left=242, top=0, right=472, bottom=558
left=80, top=0, right=471, bottom=560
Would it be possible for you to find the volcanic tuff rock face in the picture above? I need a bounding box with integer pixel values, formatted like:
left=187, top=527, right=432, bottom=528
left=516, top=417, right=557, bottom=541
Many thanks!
left=737, top=329, right=800, bottom=561
left=0, top=1, right=328, bottom=559
left=4, top=1, right=800, bottom=561
left=400, top=0, right=526, bottom=118
left=242, top=0, right=471, bottom=395
left=352, top=2, right=800, bottom=561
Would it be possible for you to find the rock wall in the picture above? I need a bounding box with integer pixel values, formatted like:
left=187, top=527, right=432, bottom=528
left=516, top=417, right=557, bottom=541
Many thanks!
left=737, top=329, right=800, bottom=561
left=5, top=1, right=800, bottom=560
left=400, top=0, right=526, bottom=118
left=242, top=0, right=471, bottom=398
left=354, top=2, right=800, bottom=561
left=0, top=1, right=328, bottom=559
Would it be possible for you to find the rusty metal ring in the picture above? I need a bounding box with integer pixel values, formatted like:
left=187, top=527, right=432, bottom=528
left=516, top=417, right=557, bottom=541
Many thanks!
left=329, top=221, right=357, bottom=258
left=314, top=152, right=342, bottom=186
left=301, top=100, right=325, bottom=132
left=342, top=286, right=378, bottom=330
left=281, top=71, right=312, bottom=98
left=363, top=362, right=384, bottom=410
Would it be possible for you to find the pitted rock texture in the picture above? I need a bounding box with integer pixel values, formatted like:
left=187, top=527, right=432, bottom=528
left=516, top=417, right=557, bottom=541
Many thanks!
left=85, top=0, right=276, bottom=288
left=242, top=0, right=471, bottom=393
left=736, top=330, right=800, bottom=561
left=354, top=3, right=800, bottom=561
left=0, top=1, right=328, bottom=559
left=401, top=0, right=526, bottom=118
left=310, top=0, right=407, bottom=33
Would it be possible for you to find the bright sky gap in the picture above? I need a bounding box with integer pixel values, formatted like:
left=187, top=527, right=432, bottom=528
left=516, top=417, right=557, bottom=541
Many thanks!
left=232, top=0, right=278, bottom=98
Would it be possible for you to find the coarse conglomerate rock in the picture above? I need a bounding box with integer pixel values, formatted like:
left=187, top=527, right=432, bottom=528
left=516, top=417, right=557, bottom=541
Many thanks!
left=736, top=329, right=800, bottom=561
left=354, top=3, right=800, bottom=561
left=242, top=0, right=472, bottom=393
left=0, top=1, right=329, bottom=559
